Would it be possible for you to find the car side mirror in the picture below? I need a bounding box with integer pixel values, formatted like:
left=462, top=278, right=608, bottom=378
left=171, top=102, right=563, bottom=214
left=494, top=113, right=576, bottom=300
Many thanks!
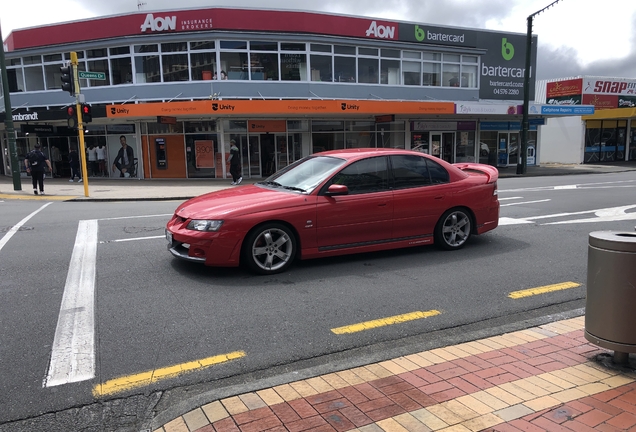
left=324, top=184, right=349, bottom=196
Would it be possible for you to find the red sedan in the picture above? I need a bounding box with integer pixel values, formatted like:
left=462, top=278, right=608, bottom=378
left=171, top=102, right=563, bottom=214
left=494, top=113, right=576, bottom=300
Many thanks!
left=166, top=148, right=499, bottom=274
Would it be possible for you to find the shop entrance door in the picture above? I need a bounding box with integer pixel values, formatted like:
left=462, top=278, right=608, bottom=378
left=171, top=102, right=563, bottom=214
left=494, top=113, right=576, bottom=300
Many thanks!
left=496, top=132, right=519, bottom=166
left=431, top=132, right=455, bottom=163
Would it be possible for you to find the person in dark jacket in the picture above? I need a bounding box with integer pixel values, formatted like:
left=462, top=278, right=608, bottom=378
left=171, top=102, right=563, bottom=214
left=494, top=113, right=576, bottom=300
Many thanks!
left=227, top=139, right=242, bottom=185
left=68, top=148, right=82, bottom=182
left=25, top=143, right=53, bottom=195
left=112, top=135, right=135, bottom=177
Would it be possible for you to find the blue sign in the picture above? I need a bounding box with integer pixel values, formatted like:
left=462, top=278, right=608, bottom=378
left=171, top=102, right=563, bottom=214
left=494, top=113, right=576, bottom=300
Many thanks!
left=480, top=121, right=538, bottom=131
left=540, top=106, right=595, bottom=115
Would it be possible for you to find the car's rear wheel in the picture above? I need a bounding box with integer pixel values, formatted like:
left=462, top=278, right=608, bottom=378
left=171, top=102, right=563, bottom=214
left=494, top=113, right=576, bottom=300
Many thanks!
left=435, top=208, right=472, bottom=250
left=243, top=223, right=296, bottom=274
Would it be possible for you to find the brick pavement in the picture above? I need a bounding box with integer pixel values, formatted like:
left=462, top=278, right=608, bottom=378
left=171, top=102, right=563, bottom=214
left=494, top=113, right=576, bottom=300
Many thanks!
left=155, top=317, right=636, bottom=432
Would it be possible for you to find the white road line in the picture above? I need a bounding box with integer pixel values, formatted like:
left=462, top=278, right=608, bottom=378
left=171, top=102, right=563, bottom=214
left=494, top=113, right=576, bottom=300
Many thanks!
left=98, top=213, right=172, bottom=221
left=498, top=217, right=534, bottom=226
left=44, top=219, right=98, bottom=388
left=498, top=197, right=523, bottom=201
left=99, top=235, right=164, bottom=244
left=0, top=202, right=53, bottom=253
left=500, top=199, right=551, bottom=207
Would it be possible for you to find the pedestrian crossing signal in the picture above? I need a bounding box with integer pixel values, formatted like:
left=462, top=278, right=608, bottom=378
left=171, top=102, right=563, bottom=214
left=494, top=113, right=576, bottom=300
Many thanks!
left=81, top=104, right=92, bottom=123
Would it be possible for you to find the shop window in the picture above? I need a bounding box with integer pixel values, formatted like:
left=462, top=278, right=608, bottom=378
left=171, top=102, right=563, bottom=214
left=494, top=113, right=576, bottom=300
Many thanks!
left=220, top=41, right=247, bottom=50
left=190, top=41, right=215, bottom=51
left=88, top=59, right=111, bottom=86
left=111, top=57, right=133, bottom=85
left=86, top=49, right=107, bottom=59
left=24, top=66, right=45, bottom=91
left=220, top=52, right=249, bottom=80
left=43, top=54, right=63, bottom=62
left=134, top=45, right=158, bottom=53
left=460, top=65, right=478, bottom=88
left=403, top=61, right=421, bottom=86
left=43, top=63, right=62, bottom=90
left=310, top=44, right=331, bottom=53
left=380, top=59, right=400, bottom=85
left=110, top=46, right=130, bottom=56
left=190, top=52, right=217, bottom=81
left=334, top=45, right=356, bottom=55
left=161, top=42, right=187, bottom=52
left=310, top=55, right=332, bottom=82
left=422, top=63, right=440, bottom=86
left=281, top=53, right=306, bottom=81
left=381, top=49, right=400, bottom=58
left=281, top=43, right=305, bottom=51
left=162, top=54, right=189, bottom=82
left=359, top=47, right=378, bottom=56
left=250, top=52, right=279, bottom=81
left=23, top=55, right=41, bottom=65
left=134, top=55, right=161, bottom=83
left=358, top=58, right=378, bottom=84
left=443, top=63, right=460, bottom=87
left=7, top=68, right=25, bottom=93
left=334, top=56, right=356, bottom=83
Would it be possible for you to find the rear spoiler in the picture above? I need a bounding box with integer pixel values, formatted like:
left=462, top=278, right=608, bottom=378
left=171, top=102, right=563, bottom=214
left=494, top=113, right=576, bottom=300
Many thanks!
left=453, top=163, right=499, bottom=183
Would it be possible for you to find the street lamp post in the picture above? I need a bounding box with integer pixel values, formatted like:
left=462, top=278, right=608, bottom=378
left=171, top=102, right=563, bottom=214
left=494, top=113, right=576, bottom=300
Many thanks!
left=0, top=23, right=22, bottom=190
left=518, top=0, right=564, bottom=175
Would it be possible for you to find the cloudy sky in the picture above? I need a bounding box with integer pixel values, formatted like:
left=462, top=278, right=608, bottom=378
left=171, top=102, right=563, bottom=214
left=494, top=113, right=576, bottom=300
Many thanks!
left=2, top=0, right=635, bottom=81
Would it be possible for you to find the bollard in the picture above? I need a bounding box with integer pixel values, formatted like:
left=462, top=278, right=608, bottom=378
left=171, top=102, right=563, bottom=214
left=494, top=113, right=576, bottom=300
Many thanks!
left=585, top=231, right=636, bottom=364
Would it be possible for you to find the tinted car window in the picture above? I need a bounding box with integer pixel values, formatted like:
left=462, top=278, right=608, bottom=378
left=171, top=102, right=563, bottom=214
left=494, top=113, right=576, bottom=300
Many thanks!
left=390, top=155, right=431, bottom=189
left=329, top=157, right=389, bottom=194
left=426, top=159, right=450, bottom=184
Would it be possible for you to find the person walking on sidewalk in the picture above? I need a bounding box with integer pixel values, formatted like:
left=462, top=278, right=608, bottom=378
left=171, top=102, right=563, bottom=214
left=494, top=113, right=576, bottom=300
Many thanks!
left=24, top=143, right=53, bottom=195
left=227, top=139, right=243, bottom=185
left=68, top=148, right=82, bottom=182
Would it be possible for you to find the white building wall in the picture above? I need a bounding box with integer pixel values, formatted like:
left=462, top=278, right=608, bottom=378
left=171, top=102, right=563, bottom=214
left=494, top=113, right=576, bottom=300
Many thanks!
left=538, top=116, right=584, bottom=164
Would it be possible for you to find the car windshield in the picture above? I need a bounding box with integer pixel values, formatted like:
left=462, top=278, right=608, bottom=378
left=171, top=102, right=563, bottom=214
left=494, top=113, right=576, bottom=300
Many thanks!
left=258, top=156, right=346, bottom=193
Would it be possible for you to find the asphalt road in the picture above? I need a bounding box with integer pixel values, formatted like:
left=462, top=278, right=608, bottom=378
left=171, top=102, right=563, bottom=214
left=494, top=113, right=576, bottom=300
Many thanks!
left=1, top=172, right=636, bottom=431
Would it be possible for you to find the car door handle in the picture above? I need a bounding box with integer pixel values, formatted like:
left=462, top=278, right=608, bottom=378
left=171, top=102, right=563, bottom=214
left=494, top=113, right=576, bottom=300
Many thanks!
left=434, top=195, right=445, bottom=200
left=378, top=203, right=387, bottom=206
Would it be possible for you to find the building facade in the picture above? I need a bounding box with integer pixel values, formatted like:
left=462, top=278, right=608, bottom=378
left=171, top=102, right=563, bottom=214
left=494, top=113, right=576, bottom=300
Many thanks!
left=535, top=76, right=636, bottom=164
left=1, top=7, right=547, bottom=180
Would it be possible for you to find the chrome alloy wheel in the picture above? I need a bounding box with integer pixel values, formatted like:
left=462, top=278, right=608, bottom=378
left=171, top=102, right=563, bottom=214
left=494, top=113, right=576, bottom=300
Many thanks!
left=440, top=210, right=471, bottom=249
left=250, top=226, right=295, bottom=273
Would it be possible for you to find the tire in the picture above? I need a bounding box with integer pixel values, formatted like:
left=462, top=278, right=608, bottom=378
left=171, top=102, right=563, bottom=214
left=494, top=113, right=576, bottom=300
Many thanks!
left=243, top=223, right=296, bottom=275
left=434, top=208, right=472, bottom=250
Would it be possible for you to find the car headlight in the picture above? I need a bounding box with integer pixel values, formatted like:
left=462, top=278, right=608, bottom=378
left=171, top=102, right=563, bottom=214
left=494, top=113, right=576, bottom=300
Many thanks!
left=186, top=220, right=224, bottom=231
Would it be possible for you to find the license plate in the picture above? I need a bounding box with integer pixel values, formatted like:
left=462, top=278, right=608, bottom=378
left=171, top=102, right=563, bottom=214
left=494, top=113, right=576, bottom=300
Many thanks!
left=166, top=230, right=173, bottom=244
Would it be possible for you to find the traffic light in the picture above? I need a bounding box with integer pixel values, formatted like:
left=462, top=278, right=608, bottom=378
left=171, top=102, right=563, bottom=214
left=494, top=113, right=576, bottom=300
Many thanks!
left=81, top=104, right=92, bottom=123
left=60, top=64, right=76, bottom=96
left=67, top=105, right=77, bottom=129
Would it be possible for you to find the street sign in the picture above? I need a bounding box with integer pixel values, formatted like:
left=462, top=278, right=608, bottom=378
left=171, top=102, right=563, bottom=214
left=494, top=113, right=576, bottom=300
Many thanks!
left=78, top=71, right=106, bottom=80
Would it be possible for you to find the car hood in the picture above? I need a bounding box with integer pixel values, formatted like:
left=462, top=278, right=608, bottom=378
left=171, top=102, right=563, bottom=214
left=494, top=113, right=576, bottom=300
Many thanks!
left=175, top=185, right=308, bottom=219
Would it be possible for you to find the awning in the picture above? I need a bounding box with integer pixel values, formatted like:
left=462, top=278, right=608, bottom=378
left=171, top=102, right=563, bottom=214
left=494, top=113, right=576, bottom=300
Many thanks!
left=582, top=108, right=636, bottom=120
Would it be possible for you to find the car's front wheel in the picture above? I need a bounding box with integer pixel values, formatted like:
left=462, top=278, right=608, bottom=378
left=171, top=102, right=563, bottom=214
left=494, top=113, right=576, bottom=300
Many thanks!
left=243, top=223, right=296, bottom=274
left=435, top=208, right=472, bottom=250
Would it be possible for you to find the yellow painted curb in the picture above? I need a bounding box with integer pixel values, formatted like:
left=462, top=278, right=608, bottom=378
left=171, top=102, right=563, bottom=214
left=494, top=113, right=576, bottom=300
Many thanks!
left=508, top=282, right=581, bottom=299
left=0, top=193, right=79, bottom=201
left=331, top=310, right=442, bottom=335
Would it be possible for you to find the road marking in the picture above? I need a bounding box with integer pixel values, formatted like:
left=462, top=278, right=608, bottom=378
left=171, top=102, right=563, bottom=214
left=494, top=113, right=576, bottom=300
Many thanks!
left=498, top=197, right=523, bottom=201
left=0, top=194, right=76, bottom=201
left=0, top=202, right=53, bottom=253
left=92, top=351, right=246, bottom=397
left=554, top=185, right=577, bottom=190
left=331, top=310, right=441, bottom=335
left=98, top=213, right=172, bottom=221
left=500, top=179, right=636, bottom=193
left=44, top=219, right=98, bottom=388
left=99, top=235, right=164, bottom=244
left=500, top=199, right=550, bottom=207
left=498, top=217, right=533, bottom=226
left=508, top=282, right=581, bottom=299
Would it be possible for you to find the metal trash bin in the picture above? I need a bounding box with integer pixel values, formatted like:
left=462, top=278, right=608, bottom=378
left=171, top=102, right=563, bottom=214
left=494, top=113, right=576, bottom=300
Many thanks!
left=585, top=231, right=636, bottom=364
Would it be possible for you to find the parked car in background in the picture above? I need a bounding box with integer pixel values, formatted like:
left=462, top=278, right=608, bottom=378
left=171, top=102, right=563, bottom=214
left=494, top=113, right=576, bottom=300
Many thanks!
left=166, top=149, right=500, bottom=274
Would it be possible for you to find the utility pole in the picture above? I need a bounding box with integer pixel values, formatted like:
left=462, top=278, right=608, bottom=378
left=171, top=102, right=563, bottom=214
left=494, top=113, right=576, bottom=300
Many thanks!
left=518, top=0, right=564, bottom=175
left=0, top=23, right=22, bottom=190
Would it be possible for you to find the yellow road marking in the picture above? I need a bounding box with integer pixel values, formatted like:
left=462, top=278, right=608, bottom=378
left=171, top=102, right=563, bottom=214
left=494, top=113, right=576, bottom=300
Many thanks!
left=0, top=193, right=77, bottom=201
left=508, top=282, right=581, bottom=299
left=92, top=351, right=246, bottom=397
left=331, top=310, right=441, bottom=335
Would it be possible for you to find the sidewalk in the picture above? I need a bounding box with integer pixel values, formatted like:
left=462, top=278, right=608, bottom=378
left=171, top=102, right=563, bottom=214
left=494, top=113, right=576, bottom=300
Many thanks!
left=2, top=162, right=636, bottom=202
left=156, top=316, right=636, bottom=432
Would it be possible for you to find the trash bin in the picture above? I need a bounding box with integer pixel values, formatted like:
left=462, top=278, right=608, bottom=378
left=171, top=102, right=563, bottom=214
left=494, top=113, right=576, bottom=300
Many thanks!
left=585, top=231, right=636, bottom=363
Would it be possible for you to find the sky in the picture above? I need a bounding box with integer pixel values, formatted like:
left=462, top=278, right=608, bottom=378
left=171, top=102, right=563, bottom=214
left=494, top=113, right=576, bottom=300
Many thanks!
left=1, top=0, right=636, bottom=81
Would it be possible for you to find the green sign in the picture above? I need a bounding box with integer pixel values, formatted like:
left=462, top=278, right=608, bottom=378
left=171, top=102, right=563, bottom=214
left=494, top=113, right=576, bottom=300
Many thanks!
left=78, top=71, right=106, bottom=80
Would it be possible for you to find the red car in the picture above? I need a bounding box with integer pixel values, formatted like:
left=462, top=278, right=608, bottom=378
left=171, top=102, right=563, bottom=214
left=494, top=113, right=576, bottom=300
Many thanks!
left=166, top=148, right=499, bottom=274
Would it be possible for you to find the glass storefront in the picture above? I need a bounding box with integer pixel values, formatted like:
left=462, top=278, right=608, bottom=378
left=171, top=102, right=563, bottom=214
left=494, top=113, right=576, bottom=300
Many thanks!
left=584, top=120, right=627, bottom=163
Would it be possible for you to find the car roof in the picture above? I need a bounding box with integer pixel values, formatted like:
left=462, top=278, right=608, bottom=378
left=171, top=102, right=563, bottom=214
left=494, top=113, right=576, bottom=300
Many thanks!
left=315, top=147, right=427, bottom=162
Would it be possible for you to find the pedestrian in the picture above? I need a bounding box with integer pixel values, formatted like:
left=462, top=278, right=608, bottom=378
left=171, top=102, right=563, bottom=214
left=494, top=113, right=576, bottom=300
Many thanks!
left=68, top=147, right=82, bottom=182
left=96, top=144, right=107, bottom=177
left=24, top=143, right=53, bottom=195
left=87, top=145, right=98, bottom=177
left=227, top=139, right=242, bottom=185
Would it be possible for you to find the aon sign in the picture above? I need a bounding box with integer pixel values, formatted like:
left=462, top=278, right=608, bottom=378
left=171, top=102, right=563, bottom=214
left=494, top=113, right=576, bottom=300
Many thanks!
left=140, top=14, right=177, bottom=32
